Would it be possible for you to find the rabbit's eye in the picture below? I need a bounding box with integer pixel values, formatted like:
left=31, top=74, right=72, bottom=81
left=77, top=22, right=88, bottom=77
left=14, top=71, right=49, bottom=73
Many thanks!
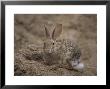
left=53, top=42, right=54, bottom=45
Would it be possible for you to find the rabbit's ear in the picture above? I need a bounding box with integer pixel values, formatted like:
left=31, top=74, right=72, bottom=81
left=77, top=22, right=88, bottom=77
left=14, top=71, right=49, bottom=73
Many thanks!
left=52, top=24, right=62, bottom=40
left=44, top=25, right=51, bottom=39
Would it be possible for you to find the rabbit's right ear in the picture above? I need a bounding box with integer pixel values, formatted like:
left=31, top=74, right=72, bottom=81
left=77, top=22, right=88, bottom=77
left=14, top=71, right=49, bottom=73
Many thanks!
left=44, top=25, right=51, bottom=39
left=52, top=24, right=62, bottom=40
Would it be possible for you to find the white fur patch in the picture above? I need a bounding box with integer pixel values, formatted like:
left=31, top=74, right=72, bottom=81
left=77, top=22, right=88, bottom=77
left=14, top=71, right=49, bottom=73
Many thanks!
left=73, top=63, right=84, bottom=71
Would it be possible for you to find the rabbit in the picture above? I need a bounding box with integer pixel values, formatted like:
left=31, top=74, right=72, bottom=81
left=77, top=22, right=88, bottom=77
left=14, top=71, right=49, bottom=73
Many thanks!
left=18, top=23, right=84, bottom=71
left=42, top=23, right=84, bottom=71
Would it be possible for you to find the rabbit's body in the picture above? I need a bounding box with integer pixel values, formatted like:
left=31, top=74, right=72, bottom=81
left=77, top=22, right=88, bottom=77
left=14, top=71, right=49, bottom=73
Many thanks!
left=43, top=39, right=81, bottom=66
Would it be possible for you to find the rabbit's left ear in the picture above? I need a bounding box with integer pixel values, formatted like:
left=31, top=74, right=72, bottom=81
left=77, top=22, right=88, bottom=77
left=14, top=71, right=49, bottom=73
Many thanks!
left=52, top=24, right=62, bottom=40
left=44, top=25, right=51, bottom=39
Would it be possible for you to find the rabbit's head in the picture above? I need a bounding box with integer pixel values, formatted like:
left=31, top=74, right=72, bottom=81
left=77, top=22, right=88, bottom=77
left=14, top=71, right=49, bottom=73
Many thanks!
left=43, top=23, right=62, bottom=54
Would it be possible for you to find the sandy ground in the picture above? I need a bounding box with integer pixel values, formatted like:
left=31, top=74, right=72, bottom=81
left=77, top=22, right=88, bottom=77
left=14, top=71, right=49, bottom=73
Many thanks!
left=14, top=14, right=97, bottom=76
